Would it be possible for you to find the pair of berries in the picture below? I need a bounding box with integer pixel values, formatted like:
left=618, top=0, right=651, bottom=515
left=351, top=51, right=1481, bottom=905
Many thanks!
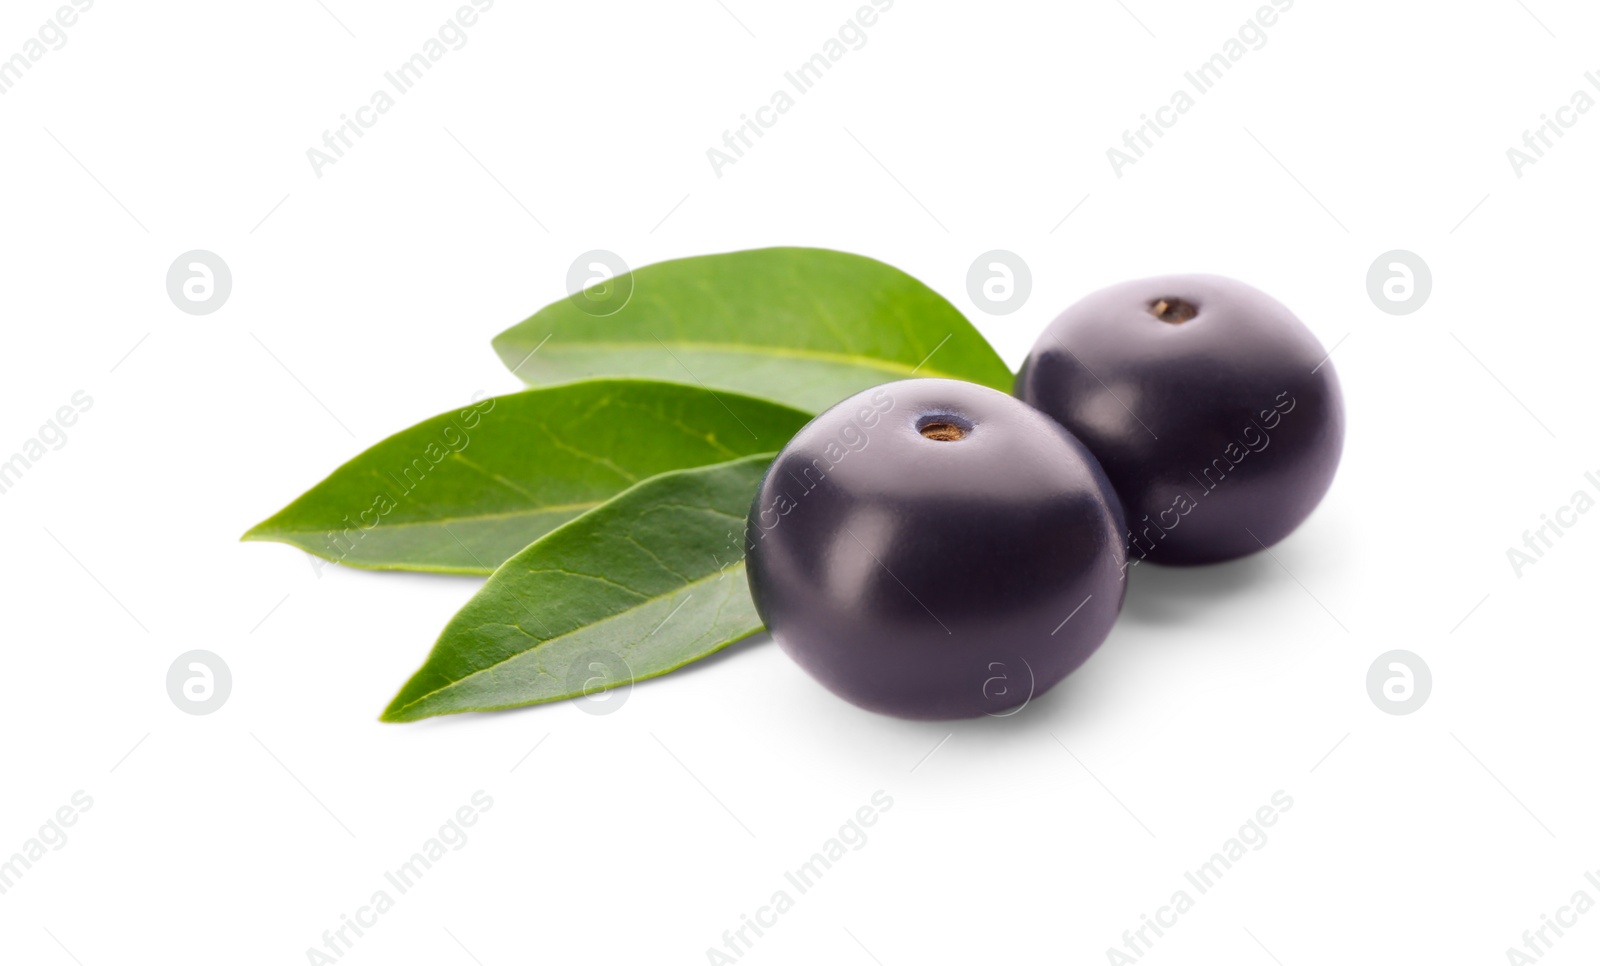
left=745, top=275, right=1345, bottom=719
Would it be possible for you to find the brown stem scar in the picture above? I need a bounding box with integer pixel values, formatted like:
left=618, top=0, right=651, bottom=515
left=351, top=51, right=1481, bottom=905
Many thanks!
left=1149, top=298, right=1198, bottom=324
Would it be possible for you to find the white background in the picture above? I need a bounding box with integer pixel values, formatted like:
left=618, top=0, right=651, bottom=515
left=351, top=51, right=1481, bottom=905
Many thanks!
left=2, top=1, right=1597, bottom=963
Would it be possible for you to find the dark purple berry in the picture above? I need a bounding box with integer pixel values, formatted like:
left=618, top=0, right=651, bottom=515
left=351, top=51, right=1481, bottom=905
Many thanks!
left=1016, top=274, right=1344, bottom=566
left=746, top=379, right=1126, bottom=719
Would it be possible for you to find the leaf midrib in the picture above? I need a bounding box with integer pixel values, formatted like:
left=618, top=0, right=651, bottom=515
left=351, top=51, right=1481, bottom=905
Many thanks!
left=512, top=338, right=993, bottom=381
left=248, top=501, right=604, bottom=538
left=387, top=562, right=747, bottom=717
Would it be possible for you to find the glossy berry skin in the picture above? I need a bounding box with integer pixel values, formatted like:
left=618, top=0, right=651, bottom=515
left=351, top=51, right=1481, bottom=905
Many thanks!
left=1015, top=274, right=1344, bottom=566
left=745, top=379, right=1126, bottom=720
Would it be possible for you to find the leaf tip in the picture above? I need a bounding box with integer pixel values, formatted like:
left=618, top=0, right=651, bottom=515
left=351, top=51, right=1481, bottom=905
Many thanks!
left=241, top=506, right=292, bottom=543
left=380, top=691, right=426, bottom=723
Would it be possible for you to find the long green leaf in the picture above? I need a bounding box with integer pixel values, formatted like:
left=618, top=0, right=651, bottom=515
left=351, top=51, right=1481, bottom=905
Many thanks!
left=493, top=247, right=1013, bottom=413
left=381, top=455, right=771, bottom=721
left=243, top=381, right=804, bottom=574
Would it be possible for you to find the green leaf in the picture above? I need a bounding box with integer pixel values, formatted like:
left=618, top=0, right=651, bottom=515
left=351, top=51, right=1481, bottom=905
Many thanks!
left=493, top=247, right=1013, bottom=413
left=243, top=380, right=805, bottom=574
left=381, top=455, right=771, bottom=722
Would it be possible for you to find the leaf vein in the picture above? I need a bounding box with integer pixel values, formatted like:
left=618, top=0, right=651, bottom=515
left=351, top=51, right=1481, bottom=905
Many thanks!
left=390, top=564, right=747, bottom=716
